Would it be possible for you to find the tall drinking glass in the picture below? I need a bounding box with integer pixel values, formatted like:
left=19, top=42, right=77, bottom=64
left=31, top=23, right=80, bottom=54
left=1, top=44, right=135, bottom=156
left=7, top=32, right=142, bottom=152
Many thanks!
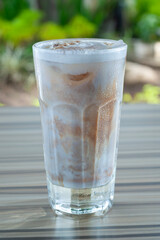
left=33, top=39, right=127, bottom=215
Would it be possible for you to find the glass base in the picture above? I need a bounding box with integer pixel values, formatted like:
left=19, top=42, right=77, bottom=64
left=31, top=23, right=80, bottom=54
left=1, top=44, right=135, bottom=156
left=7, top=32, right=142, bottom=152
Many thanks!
left=47, top=176, right=115, bottom=216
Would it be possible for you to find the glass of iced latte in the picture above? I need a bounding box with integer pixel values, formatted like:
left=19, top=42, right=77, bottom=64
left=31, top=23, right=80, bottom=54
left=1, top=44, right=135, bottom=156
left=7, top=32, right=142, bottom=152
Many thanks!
left=33, top=38, right=127, bottom=215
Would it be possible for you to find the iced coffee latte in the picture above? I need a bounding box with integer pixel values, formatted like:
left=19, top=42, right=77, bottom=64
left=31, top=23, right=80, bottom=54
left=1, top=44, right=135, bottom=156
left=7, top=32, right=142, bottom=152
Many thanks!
left=33, top=39, right=127, bottom=215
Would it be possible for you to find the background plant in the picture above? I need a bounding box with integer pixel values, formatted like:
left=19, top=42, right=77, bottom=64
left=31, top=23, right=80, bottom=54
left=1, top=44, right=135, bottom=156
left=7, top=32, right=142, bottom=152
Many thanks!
left=125, top=0, right=160, bottom=42
left=0, top=46, right=35, bottom=87
left=123, top=85, right=160, bottom=104
left=0, top=0, right=29, bottom=20
left=55, top=0, right=115, bottom=27
left=0, top=9, right=42, bottom=47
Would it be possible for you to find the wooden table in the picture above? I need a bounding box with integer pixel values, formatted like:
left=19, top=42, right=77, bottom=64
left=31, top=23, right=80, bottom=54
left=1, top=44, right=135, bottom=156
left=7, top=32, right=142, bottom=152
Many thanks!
left=0, top=105, right=160, bottom=240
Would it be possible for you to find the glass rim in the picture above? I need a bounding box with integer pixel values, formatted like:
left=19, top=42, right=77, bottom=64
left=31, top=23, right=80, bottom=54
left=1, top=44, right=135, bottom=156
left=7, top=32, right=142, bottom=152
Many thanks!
left=33, top=38, right=127, bottom=55
left=33, top=38, right=127, bottom=63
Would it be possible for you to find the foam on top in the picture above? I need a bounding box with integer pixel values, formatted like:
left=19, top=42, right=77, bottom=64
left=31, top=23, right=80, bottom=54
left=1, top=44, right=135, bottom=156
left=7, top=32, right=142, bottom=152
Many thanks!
left=33, top=38, right=127, bottom=63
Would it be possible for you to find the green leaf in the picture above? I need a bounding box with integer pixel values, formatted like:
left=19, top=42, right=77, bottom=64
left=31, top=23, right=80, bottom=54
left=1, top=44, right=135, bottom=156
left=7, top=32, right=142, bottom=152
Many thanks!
left=0, top=10, right=42, bottom=46
left=65, top=15, right=97, bottom=38
left=0, top=0, right=29, bottom=20
left=32, top=98, right=40, bottom=107
left=39, top=22, right=67, bottom=40
left=123, top=93, right=132, bottom=103
left=135, top=14, right=160, bottom=42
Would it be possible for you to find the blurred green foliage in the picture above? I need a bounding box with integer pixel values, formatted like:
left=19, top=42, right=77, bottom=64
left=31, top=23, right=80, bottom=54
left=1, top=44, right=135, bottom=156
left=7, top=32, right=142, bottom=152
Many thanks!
left=123, top=93, right=133, bottom=103
left=0, top=8, right=97, bottom=47
left=65, top=15, right=97, bottom=38
left=0, top=0, right=29, bottom=20
left=32, top=98, right=40, bottom=107
left=126, top=0, right=160, bottom=42
left=55, top=0, right=113, bottom=27
left=79, top=0, right=116, bottom=26
left=135, top=14, right=160, bottom=42
left=123, top=85, right=160, bottom=104
left=39, top=15, right=96, bottom=40
left=134, top=85, right=160, bottom=104
left=0, top=46, right=35, bottom=87
left=55, top=0, right=82, bottom=25
left=0, top=10, right=42, bottom=46
left=39, top=22, right=67, bottom=40
left=135, top=0, right=160, bottom=17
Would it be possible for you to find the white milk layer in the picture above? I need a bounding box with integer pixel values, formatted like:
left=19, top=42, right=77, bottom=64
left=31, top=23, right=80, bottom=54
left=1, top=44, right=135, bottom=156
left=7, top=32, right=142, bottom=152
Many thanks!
left=33, top=38, right=127, bottom=63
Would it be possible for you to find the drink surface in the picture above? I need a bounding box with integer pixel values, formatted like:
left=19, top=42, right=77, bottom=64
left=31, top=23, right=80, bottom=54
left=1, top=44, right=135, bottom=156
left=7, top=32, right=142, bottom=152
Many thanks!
left=33, top=39, right=126, bottom=188
left=34, top=38, right=127, bottom=63
left=43, top=39, right=124, bottom=51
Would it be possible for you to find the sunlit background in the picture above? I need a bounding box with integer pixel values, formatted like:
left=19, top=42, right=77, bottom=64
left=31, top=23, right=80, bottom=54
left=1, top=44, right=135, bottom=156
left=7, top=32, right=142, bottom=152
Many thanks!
left=0, top=0, right=160, bottom=106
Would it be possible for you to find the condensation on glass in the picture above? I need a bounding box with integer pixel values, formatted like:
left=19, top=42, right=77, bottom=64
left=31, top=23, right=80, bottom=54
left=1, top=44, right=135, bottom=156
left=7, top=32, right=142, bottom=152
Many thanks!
left=33, top=39, right=127, bottom=215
